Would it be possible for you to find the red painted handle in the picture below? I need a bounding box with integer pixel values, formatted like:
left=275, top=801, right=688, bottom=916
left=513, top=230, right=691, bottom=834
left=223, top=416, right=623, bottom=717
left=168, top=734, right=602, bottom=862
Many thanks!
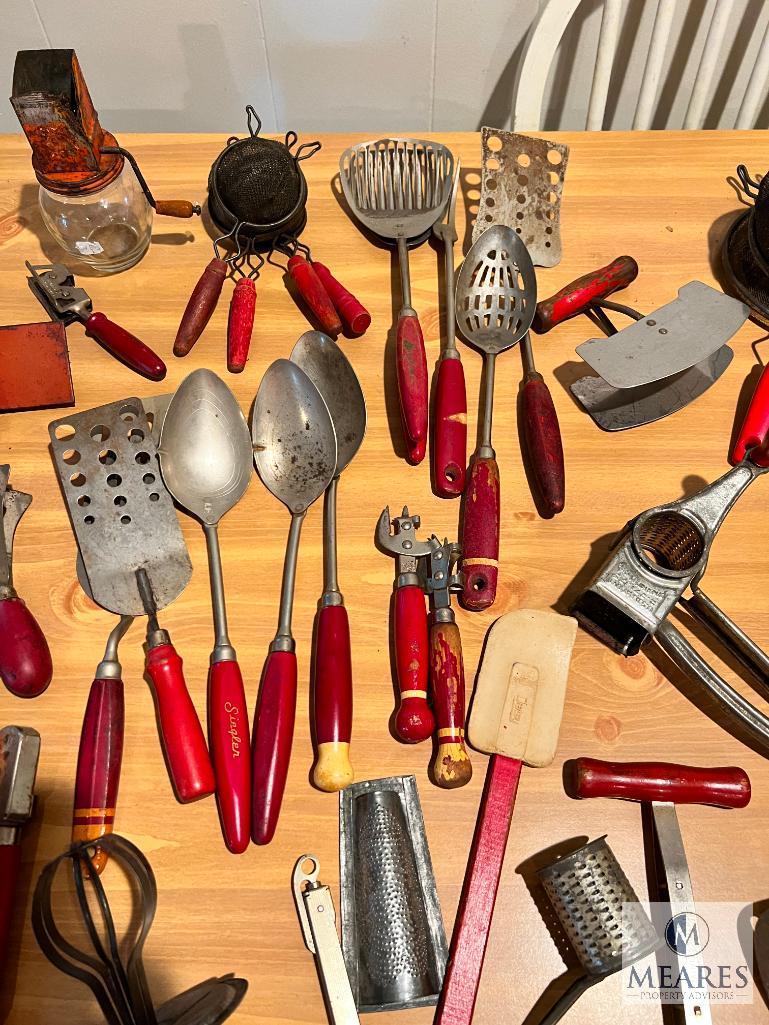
left=573, top=758, right=751, bottom=809
left=146, top=643, right=215, bottom=803
left=434, top=357, right=467, bottom=498
left=72, top=677, right=124, bottom=875
left=521, top=374, right=565, bottom=516
left=209, top=659, right=251, bottom=854
left=0, top=595, right=52, bottom=698
left=313, top=604, right=353, bottom=792
left=227, top=277, right=256, bottom=374
left=732, top=363, right=769, bottom=466
left=532, top=255, right=639, bottom=334
left=406, top=434, right=427, bottom=467
left=0, top=843, right=22, bottom=971
left=84, top=312, right=166, bottom=381
left=393, top=585, right=434, bottom=743
left=251, top=649, right=297, bottom=845
left=460, top=455, right=500, bottom=611
left=436, top=755, right=522, bottom=1025
left=287, top=255, right=342, bottom=336
left=174, top=258, right=227, bottom=357
left=396, top=310, right=429, bottom=457
left=312, top=261, right=371, bottom=336
left=430, top=620, right=471, bottom=789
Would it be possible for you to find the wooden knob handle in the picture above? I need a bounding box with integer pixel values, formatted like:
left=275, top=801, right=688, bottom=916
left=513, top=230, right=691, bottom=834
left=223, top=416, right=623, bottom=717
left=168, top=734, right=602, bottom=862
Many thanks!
left=434, top=357, right=467, bottom=498
left=430, top=620, right=472, bottom=788
left=312, top=261, right=371, bottom=335
left=227, top=277, right=257, bottom=374
left=393, top=586, right=434, bottom=742
left=174, top=258, right=227, bottom=357
left=154, top=199, right=199, bottom=217
left=396, top=311, right=429, bottom=452
left=313, top=604, right=354, bottom=792
left=0, top=595, right=52, bottom=698
left=287, top=255, right=342, bottom=336
left=573, top=758, right=751, bottom=808
left=520, top=374, right=565, bottom=516
left=533, top=256, right=639, bottom=333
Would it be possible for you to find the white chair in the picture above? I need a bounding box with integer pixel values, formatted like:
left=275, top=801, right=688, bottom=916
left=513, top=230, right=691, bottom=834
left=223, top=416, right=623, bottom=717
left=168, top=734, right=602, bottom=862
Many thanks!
left=513, top=0, right=769, bottom=131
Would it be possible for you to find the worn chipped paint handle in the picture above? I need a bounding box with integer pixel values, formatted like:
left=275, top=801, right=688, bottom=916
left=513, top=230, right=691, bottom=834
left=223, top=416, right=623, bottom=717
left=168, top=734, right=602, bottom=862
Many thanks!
left=434, top=357, right=467, bottom=498
left=287, top=255, right=342, bottom=336
left=532, top=255, right=639, bottom=333
left=460, top=455, right=500, bottom=611
left=313, top=604, right=353, bottom=792
left=430, top=619, right=471, bottom=789
left=393, top=585, right=434, bottom=743
left=521, top=373, right=565, bottom=515
left=396, top=310, right=429, bottom=459
left=0, top=595, right=53, bottom=698
left=174, top=257, right=228, bottom=357
left=84, top=312, right=166, bottom=381
left=252, top=649, right=297, bottom=845
left=732, top=363, right=769, bottom=466
left=312, top=261, right=371, bottom=336
left=227, top=277, right=257, bottom=373
left=573, top=758, right=751, bottom=808
left=209, top=659, right=251, bottom=854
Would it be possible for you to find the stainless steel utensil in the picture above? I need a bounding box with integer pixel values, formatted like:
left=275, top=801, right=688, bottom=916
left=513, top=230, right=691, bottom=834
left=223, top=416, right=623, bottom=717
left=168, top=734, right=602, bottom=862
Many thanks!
left=251, top=359, right=337, bottom=843
left=159, top=369, right=253, bottom=854
left=291, top=331, right=366, bottom=792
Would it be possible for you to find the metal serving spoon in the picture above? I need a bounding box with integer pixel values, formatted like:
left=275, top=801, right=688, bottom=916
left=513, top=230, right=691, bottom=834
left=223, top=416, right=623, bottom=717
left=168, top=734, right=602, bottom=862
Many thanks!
left=159, top=368, right=253, bottom=854
left=251, top=359, right=337, bottom=843
left=290, top=331, right=366, bottom=792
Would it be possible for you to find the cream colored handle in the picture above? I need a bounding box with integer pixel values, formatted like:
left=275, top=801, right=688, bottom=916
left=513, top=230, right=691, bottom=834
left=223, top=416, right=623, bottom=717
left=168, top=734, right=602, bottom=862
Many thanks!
left=304, top=884, right=360, bottom=1025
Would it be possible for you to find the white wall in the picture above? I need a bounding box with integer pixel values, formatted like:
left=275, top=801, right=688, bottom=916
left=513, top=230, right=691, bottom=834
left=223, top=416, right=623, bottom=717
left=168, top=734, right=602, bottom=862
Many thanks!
left=3, top=0, right=768, bottom=136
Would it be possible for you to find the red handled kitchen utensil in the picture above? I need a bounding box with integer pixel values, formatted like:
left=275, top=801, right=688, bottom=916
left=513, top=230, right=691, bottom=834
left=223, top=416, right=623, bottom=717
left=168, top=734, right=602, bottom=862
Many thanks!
left=732, top=361, right=769, bottom=466
left=0, top=467, right=52, bottom=698
left=532, top=255, right=639, bottom=333
left=159, top=370, right=253, bottom=853
left=573, top=758, right=751, bottom=1025
left=290, top=332, right=366, bottom=793
left=339, top=139, right=455, bottom=464
left=436, top=609, right=576, bottom=1025
left=251, top=360, right=337, bottom=841
left=27, top=262, right=166, bottom=381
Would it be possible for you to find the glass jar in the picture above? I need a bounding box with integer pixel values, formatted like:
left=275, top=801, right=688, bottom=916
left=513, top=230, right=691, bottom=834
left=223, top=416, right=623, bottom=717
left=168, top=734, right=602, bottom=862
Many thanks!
left=39, top=161, right=154, bottom=273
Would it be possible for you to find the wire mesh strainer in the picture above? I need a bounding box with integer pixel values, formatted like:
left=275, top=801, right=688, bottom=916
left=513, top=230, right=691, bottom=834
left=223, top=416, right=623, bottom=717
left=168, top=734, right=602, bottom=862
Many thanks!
left=722, top=165, right=769, bottom=325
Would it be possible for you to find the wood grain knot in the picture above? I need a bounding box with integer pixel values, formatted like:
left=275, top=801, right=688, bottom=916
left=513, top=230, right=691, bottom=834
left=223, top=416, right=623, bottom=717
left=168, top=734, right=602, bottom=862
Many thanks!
left=605, top=651, right=657, bottom=691
left=513, top=510, right=536, bottom=521
left=594, top=714, right=622, bottom=743
left=0, top=210, right=27, bottom=243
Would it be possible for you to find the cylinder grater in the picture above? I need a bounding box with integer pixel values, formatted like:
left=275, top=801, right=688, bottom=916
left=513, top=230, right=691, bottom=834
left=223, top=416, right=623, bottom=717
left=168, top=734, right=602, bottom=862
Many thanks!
left=534, top=836, right=660, bottom=1025
left=339, top=776, right=447, bottom=1013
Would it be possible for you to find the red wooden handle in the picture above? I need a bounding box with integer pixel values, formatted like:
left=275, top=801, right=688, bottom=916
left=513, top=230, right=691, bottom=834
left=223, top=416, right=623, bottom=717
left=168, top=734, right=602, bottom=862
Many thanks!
left=406, top=434, right=427, bottom=467
left=209, top=659, right=251, bottom=854
left=146, top=643, right=215, bottom=803
left=430, top=620, right=471, bottom=789
left=460, top=456, right=500, bottom=611
left=72, top=677, right=124, bottom=875
left=573, top=758, right=751, bottom=809
left=521, top=374, right=565, bottom=516
left=313, top=604, right=353, bottom=793
left=732, top=363, right=769, bottom=467
left=436, top=755, right=522, bottom=1025
left=434, top=357, right=467, bottom=498
left=227, top=277, right=256, bottom=374
left=311, top=261, right=371, bottom=336
left=0, top=843, right=22, bottom=971
left=84, top=312, right=166, bottom=381
left=396, top=311, right=429, bottom=456
left=393, top=585, right=433, bottom=743
left=287, top=255, right=342, bottom=336
left=251, top=649, right=297, bottom=845
left=532, top=255, right=639, bottom=333
left=174, top=258, right=227, bottom=357
left=0, top=595, right=52, bottom=698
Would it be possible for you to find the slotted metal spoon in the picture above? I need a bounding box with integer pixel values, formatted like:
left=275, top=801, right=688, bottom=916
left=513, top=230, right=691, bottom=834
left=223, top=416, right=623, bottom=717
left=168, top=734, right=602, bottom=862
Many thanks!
left=339, top=138, right=454, bottom=463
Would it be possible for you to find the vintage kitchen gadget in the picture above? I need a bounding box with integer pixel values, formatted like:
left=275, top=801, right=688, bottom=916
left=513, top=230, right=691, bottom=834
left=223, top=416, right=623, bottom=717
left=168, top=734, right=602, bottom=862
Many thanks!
left=535, top=836, right=660, bottom=1025
left=32, top=834, right=247, bottom=1025
left=339, top=775, right=448, bottom=1012
left=376, top=507, right=471, bottom=787
left=27, top=262, right=166, bottom=381
left=455, top=225, right=563, bottom=610
left=159, top=370, right=253, bottom=854
left=0, top=725, right=40, bottom=977
left=0, top=467, right=52, bottom=698
left=0, top=321, right=73, bottom=412
left=293, top=855, right=360, bottom=1025
left=721, top=164, right=769, bottom=325
left=472, top=128, right=569, bottom=267
left=432, top=161, right=467, bottom=498
left=12, top=49, right=198, bottom=272
left=573, top=758, right=752, bottom=1025
left=290, top=331, right=366, bottom=793
left=436, top=609, right=577, bottom=1025
left=251, top=359, right=337, bottom=841
left=533, top=259, right=747, bottom=430
left=339, top=137, right=455, bottom=464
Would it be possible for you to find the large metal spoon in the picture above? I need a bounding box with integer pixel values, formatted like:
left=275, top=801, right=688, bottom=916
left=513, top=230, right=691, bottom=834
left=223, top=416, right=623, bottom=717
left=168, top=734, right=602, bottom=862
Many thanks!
left=159, top=368, right=253, bottom=854
left=251, top=359, right=337, bottom=843
left=290, top=331, right=366, bottom=793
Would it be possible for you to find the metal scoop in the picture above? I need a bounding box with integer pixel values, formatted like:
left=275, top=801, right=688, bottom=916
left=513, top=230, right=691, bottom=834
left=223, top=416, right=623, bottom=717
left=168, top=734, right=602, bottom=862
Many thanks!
left=251, top=359, right=337, bottom=843
left=291, top=331, right=366, bottom=792
left=159, top=369, right=253, bottom=854
left=454, top=225, right=537, bottom=609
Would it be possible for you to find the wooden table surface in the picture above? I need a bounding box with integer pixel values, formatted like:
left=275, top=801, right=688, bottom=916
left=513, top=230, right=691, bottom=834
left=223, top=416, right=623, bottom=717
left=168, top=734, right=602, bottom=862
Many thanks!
left=1, top=130, right=768, bottom=1025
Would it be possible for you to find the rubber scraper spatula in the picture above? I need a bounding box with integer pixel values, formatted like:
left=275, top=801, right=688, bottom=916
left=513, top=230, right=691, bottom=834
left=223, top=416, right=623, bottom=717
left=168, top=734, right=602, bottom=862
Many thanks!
left=435, top=609, right=577, bottom=1025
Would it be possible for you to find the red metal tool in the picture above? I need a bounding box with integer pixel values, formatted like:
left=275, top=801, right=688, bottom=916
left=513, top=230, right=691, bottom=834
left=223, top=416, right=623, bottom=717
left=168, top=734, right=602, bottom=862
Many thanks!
left=532, top=255, right=640, bottom=334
